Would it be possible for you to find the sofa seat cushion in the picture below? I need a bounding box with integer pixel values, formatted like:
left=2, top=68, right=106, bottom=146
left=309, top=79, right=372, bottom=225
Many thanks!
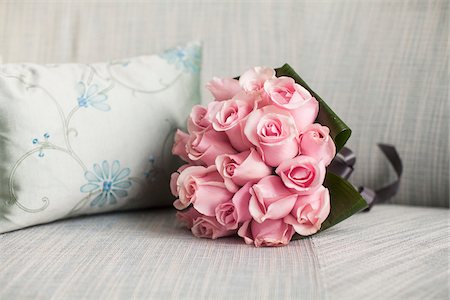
left=1, top=204, right=448, bottom=299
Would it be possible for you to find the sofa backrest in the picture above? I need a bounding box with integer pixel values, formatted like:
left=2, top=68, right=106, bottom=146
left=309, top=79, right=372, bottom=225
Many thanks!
left=0, top=0, right=448, bottom=207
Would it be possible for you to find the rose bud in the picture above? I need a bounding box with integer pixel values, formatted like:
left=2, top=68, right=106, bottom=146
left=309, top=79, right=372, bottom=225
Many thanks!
left=264, top=77, right=319, bottom=131
left=215, top=182, right=253, bottom=230
left=239, top=66, right=276, bottom=92
left=284, top=186, right=331, bottom=236
left=191, top=215, right=235, bottom=239
left=248, top=175, right=298, bottom=223
left=238, top=219, right=295, bottom=247
left=170, top=164, right=190, bottom=197
left=170, top=172, right=180, bottom=197
left=209, top=98, right=254, bottom=151
left=176, top=208, right=202, bottom=229
left=172, top=129, right=195, bottom=164
left=187, top=105, right=212, bottom=133
left=299, top=124, right=336, bottom=166
left=206, top=77, right=242, bottom=101
left=275, top=155, right=325, bottom=195
left=186, top=129, right=236, bottom=166
left=173, top=165, right=233, bottom=216
left=215, top=148, right=272, bottom=192
left=244, top=105, right=299, bottom=167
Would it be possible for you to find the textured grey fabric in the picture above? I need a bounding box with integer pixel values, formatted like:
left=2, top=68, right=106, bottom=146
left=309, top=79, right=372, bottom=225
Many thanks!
left=0, top=210, right=328, bottom=299
left=313, top=205, right=450, bottom=300
left=0, top=206, right=448, bottom=300
left=0, top=0, right=447, bottom=207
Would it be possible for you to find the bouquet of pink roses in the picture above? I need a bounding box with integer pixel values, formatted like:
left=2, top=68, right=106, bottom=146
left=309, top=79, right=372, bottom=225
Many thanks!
left=170, top=64, right=368, bottom=247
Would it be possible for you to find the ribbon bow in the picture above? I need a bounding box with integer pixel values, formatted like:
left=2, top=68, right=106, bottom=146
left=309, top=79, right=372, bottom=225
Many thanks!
left=327, top=144, right=403, bottom=211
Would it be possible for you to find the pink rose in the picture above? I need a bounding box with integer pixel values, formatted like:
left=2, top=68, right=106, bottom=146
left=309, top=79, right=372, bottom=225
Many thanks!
left=186, top=129, right=236, bottom=166
left=239, top=67, right=275, bottom=92
left=187, top=105, right=212, bottom=133
left=176, top=208, right=202, bottom=229
left=231, top=90, right=261, bottom=108
left=244, top=105, right=299, bottom=167
left=209, top=98, right=253, bottom=151
left=284, top=186, right=330, bottom=236
left=173, top=165, right=233, bottom=216
left=206, top=77, right=242, bottom=101
left=275, top=156, right=325, bottom=195
left=249, top=175, right=298, bottom=223
left=238, top=219, right=295, bottom=247
left=191, top=215, right=235, bottom=239
left=170, top=165, right=190, bottom=197
left=299, top=124, right=336, bottom=166
left=170, top=172, right=180, bottom=196
left=215, top=182, right=253, bottom=230
left=215, top=148, right=272, bottom=192
left=172, top=129, right=194, bottom=163
left=233, top=89, right=271, bottom=109
left=264, top=77, right=319, bottom=131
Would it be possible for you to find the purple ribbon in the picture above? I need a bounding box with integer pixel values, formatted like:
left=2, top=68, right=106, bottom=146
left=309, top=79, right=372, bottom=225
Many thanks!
left=327, top=144, right=403, bottom=211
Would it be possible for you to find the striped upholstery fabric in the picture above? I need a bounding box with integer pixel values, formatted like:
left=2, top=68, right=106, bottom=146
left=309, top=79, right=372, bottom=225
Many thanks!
left=0, top=207, right=448, bottom=299
left=313, top=206, right=450, bottom=299
left=0, top=2, right=448, bottom=208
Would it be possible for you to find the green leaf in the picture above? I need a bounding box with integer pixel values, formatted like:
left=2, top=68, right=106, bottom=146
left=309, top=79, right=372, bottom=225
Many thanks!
left=321, top=172, right=368, bottom=230
left=292, top=172, right=368, bottom=240
left=274, top=64, right=351, bottom=152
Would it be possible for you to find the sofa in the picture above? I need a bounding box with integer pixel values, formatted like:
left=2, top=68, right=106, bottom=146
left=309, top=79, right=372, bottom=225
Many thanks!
left=0, top=1, right=448, bottom=299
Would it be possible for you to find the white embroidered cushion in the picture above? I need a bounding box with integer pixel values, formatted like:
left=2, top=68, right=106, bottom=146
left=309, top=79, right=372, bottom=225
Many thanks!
left=0, top=42, right=201, bottom=233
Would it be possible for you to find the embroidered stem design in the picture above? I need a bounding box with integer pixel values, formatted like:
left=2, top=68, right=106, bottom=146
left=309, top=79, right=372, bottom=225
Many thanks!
left=8, top=143, right=85, bottom=212
left=66, top=190, right=101, bottom=217
left=8, top=147, right=50, bottom=212
left=106, top=62, right=183, bottom=94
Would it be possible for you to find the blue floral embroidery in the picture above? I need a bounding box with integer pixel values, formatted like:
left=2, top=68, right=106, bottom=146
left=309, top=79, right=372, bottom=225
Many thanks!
left=160, top=44, right=201, bottom=74
left=76, top=82, right=111, bottom=111
left=80, top=160, right=132, bottom=207
left=143, top=155, right=159, bottom=182
left=32, top=132, right=50, bottom=157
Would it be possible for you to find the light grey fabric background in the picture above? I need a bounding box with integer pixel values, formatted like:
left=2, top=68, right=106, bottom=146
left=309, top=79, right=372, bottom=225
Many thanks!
left=1, top=206, right=448, bottom=299
left=0, top=0, right=448, bottom=207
